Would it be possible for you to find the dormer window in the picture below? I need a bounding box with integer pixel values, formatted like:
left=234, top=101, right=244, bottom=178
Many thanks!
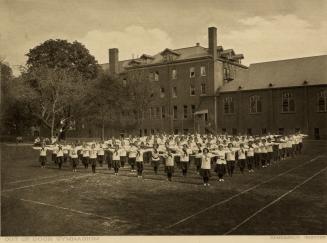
left=160, top=48, right=180, bottom=63
left=128, top=59, right=142, bottom=66
left=140, top=54, right=154, bottom=64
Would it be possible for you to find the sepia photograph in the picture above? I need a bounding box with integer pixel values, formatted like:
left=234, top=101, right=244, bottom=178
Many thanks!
left=0, top=0, right=326, bottom=239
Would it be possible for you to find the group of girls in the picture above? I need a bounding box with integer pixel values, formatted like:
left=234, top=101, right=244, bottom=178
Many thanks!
left=32, top=132, right=306, bottom=186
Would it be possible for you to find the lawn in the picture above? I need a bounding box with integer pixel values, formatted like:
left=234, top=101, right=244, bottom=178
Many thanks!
left=1, top=140, right=326, bottom=236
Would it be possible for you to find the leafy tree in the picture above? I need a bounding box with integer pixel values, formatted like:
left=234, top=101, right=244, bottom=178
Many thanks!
left=83, top=71, right=127, bottom=139
left=15, top=65, right=90, bottom=137
left=126, top=70, right=155, bottom=130
left=26, top=39, right=99, bottom=80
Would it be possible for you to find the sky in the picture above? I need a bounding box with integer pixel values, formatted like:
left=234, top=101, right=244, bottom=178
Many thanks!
left=1, top=0, right=327, bottom=75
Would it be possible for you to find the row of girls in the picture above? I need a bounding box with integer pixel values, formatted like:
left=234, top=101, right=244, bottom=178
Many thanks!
left=33, top=133, right=306, bottom=186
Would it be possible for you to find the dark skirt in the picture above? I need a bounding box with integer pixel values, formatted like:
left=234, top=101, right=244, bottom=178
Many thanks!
left=90, top=158, right=97, bottom=166
left=71, top=158, right=78, bottom=167
left=129, top=157, right=136, bottom=165
left=200, top=169, right=211, bottom=177
left=39, top=156, right=47, bottom=165
left=82, top=157, right=89, bottom=165
left=98, top=155, right=104, bottom=163
left=165, top=165, right=174, bottom=173
left=112, top=160, right=120, bottom=168
left=151, top=159, right=161, bottom=167
left=215, top=164, right=226, bottom=173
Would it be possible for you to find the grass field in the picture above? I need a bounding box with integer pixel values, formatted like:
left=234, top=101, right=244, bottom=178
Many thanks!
left=1, top=140, right=326, bottom=236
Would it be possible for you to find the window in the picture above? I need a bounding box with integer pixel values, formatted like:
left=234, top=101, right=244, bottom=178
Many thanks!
left=144, top=129, right=148, bottom=135
left=183, top=129, right=189, bottom=135
left=317, top=90, right=327, bottom=112
left=247, top=128, right=252, bottom=135
left=122, top=79, right=127, bottom=87
left=183, top=105, right=188, bottom=119
left=249, top=95, right=262, bottom=113
left=201, top=83, right=206, bottom=95
left=190, top=67, right=195, bottom=78
left=160, top=87, right=165, bottom=98
left=191, top=105, right=196, bottom=114
left=174, top=129, right=179, bottom=135
left=161, top=106, right=166, bottom=119
left=223, top=97, right=234, bottom=114
left=172, top=87, right=177, bottom=98
left=278, top=128, right=284, bottom=135
left=154, top=71, right=159, bottom=81
left=200, top=66, right=206, bottom=76
left=222, top=128, right=226, bottom=133
left=282, top=92, right=295, bottom=112
left=173, top=106, right=178, bottom=119
left=190, top=85, right=195, bottom=96
left=172, top=69, right=177, bottom=80
left=151, top=129, right=155, bottom=135
left=204, top=113, right=208, bottom=122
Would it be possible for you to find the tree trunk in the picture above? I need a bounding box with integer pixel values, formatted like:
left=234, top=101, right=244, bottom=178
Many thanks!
left=51, top=113, right=55, bottom=138
left=101, top=119, right=105, bottom=141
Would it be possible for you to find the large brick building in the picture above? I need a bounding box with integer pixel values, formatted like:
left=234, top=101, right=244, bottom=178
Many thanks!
left=101, top=27, right=327, bottom=139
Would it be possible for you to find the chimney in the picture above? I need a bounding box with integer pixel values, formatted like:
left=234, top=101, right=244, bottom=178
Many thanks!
left=208, top=27, right=217, bottom=60
left=109, top=48, right=119, bottom=75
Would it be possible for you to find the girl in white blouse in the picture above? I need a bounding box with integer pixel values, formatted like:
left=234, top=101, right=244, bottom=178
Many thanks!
left=162, top=149, right=177, bottom=181
left=33, top=143, right=48, bottom=168
left=215, top=145, right=227, bottom=181
left=226, top=143, right=237, bottom=177
left=151, top=144, right=161, bottom=175
left=199, top=148, right=217, bottom=186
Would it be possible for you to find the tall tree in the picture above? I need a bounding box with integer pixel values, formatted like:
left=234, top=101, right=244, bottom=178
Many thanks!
left=83, top=71, right=127, bottom=139
left=126, top=70, right=155, bottom=130
left=26, top=39, right=99, bottom=80
left=15, top=66, right=89, bottom=137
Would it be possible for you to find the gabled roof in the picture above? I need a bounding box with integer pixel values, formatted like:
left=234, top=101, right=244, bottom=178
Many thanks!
left=128, top=59, right=142, bottom=65
left=140, top=54, right=154, bottom=60
left=219, top=55, right=327, bottom=92
left=232, top=54, right=244, bottom=60
left=160, top=48, right=181, bottom=56
left=221, top=49, right=235, bottom=56
left=101, top=44, right=245, bottom=73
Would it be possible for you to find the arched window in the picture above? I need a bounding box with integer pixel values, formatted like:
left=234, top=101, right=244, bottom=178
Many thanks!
left=282, top=92, right=295, bottom=112
left=317, top=90, right=327, bottom=112
left=249, top=95, right=262, bottom=113
left=224, top=97, right=234, bottom=114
